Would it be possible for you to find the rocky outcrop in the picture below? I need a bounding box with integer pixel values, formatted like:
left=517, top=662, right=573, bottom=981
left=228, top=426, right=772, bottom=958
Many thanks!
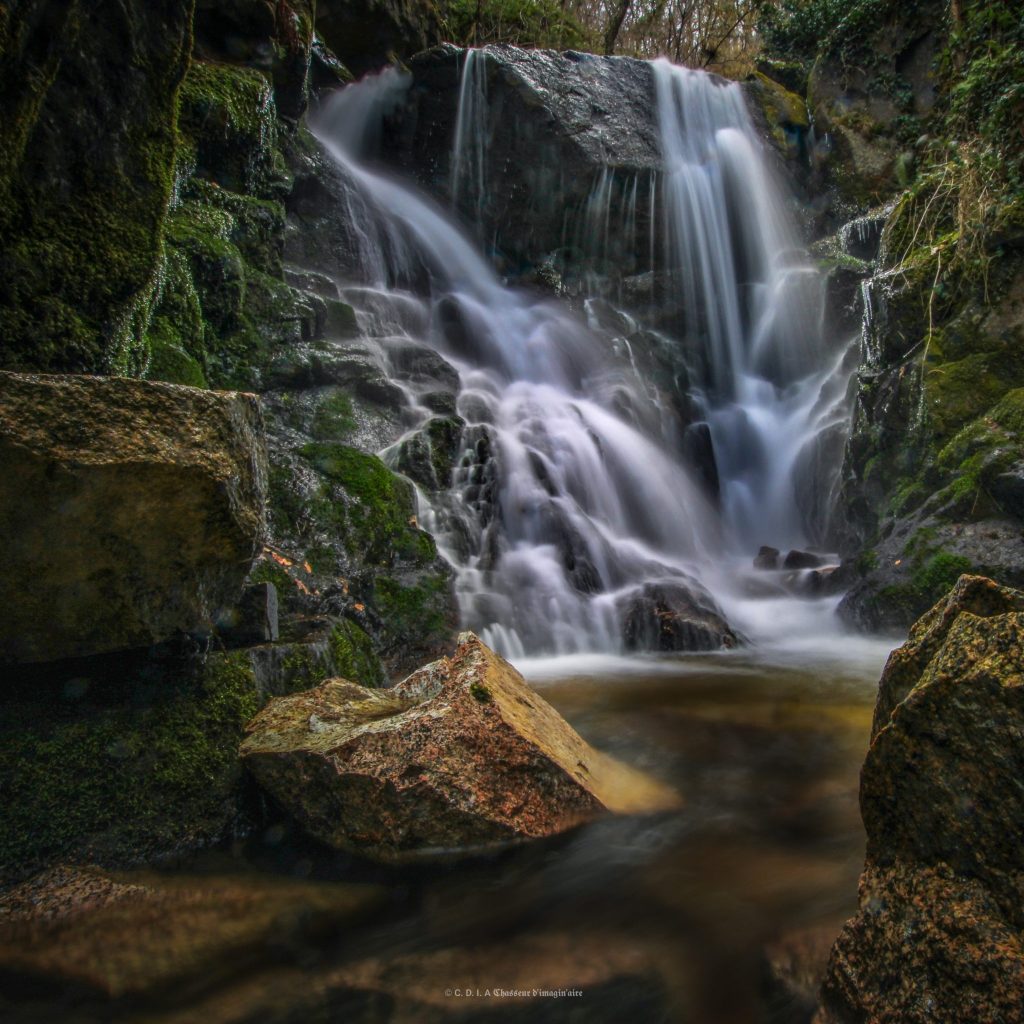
left=0, top=0, right=194, bottom=376
left=384, top=44, right=661, bottom=281
left=835, top=256, right=1024, bottom=629
left=817, top=575, right=1024, bottom=1023
left=0, top=372, right=266, bottom=663
left=384, top=44, right=804, bottom=286
left=241, top=632, right=681, bottom=861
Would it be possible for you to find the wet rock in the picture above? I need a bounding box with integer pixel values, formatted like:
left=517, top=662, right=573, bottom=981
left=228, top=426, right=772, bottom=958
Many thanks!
left=392, top=416, right=466, bottom=492
left=817, top=575, right=1024, bottom=1024
left=0, top=865, right=383, bottom=1000
left=783, top=550, right=827, bottom=570
left=0, top=0, right=192, bottom=375
left=218, top=582, right=280, bottom=645
left=385, top=45, right=662, bottom=279
left=0, top=372, right=267, bottom=663
left=754, top=546, right=781, bottom=570
left=681, top=422, right=720, bottom=503
left=240, top=632, right=681, bottom=861
left=620, top=583, right=738, bottom=652
left=838, top=517, right=1024, bottom=633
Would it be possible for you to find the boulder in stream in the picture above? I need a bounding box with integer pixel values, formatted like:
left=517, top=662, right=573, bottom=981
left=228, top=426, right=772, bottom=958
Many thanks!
left=817, top=575, right=1024, bottom=1024
left=0, top=372, right=267, bottom=663
left=621, top=583, right=738, bottom=652
left=241, top=632, right=681, bottom=861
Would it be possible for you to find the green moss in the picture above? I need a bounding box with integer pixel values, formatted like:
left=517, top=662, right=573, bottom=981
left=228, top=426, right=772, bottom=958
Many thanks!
left=374, top=574, right=452, bottom=648
left=877, top=551, right=973, bottom=616
left=312, top=393, right=357, bottom=441
left=469, top=681, right=492, bottom=704
left=298, top=443, right=437, bottom=565
left=0, top=652, right=261, bottom=878
left=922, top=353, right=1013, bottom=445
left=146, top=332, right=208, bottom=388
left=248, top=560, right=294, bottom=595
left=913, top=552, right=973, bottom=600
left=0, top=8, right=190, bottom=376
left=328, top=620, right=387, bottom=688
left=178, top=61, right=277, bottom=194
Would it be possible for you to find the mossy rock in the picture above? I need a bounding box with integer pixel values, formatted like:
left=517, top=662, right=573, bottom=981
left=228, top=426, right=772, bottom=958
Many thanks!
left=0, top=0, right=193, bottom=375
left=178, top=60, right=278, bottom=195
left=0, top=650, right=262, bottom=882
left=298, top=442, right=438, bottom=566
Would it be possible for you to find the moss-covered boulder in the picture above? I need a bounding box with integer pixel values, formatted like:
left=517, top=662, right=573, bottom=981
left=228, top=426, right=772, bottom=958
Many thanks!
left=0, top=372, right=268, bottom=663
left=241, top=632, right=681, bottom=862
left=261, top=438, right=457, bottom=675
left=818, top=576, right=1024, bottom=1023
left=0, top=0, right=194, bottom=376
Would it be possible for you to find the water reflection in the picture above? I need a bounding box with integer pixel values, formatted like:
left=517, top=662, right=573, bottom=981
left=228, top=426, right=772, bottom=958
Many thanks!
left=102, top=647, right=891, bottom=1024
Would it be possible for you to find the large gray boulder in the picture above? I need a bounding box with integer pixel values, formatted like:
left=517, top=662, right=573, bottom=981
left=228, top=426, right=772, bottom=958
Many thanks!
left=0, top=372, right=267, bottom=662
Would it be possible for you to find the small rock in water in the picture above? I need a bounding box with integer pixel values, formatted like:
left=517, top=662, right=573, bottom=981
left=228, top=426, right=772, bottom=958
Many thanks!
left=782, top=549, right=826, bottom=570
left=754, top=546, right=781, bottom=570
left=240, top=632, right=681, bottom=861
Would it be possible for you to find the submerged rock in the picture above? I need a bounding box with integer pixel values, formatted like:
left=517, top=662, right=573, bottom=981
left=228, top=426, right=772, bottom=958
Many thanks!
left=0, top=372, right=267, bottom=663
left=241, top=633, right=681, bottom=861
left=817, top=575, right=1024, bottom=1024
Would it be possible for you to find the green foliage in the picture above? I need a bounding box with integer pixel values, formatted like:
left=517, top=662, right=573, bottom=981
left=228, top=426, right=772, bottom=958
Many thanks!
left=442, top=0, right=586, bottom=49
left=758, top=0, right=889, bottom=65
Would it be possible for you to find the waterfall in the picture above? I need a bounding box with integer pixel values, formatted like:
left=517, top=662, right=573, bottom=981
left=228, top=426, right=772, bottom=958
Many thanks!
left=310, top=52, right=855, bottom=658
left=650, top=61, right=844, bottom=551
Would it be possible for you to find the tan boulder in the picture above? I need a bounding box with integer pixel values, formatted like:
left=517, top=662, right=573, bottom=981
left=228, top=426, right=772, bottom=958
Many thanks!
left=241, top=632, right=681, bottom=861
left=0, top=371, right=267, bottom=662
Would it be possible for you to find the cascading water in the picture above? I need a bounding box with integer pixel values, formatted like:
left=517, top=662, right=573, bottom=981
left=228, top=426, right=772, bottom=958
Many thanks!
left=310, top=51, right=858, bottom=659
left=651, top=61, right=853, bottom=553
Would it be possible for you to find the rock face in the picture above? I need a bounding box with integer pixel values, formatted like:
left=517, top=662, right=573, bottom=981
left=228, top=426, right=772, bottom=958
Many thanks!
left=817, top=576, right=1024, bottom=1024
left=384, top=44, right=661, bottom=281
left=0, top=372, right=267, bottom=662
left=0, top=0, right=193, bottom=375
left=241, top=632, right=681, bottom=861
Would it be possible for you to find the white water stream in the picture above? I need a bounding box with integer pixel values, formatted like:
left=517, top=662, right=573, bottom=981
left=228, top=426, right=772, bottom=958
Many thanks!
left=310, top=52, right=871, bottom=662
